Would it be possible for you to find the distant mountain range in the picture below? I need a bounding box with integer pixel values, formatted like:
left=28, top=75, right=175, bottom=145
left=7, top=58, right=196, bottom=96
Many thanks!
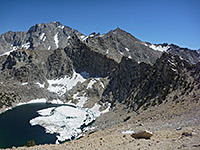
left=0, top=22, right=199, bottom=114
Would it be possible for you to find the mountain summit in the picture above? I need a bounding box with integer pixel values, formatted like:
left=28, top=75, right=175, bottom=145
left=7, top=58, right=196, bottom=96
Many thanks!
left=0, top=22, right=199, bottom=64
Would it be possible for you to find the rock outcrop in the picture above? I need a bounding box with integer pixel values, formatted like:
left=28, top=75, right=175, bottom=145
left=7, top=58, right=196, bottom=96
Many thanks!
left=101, top=52, right=200, bottom=111
left=131, top=130, right=153, bottom=139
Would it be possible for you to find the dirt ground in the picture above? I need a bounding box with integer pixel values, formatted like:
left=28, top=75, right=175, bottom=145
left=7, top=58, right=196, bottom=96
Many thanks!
left=5, top=96, right=200, bottom=150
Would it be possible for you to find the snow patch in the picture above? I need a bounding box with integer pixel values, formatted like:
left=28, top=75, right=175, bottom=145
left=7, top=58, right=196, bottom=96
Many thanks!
left=49, top=99, right=64, bottom=104
left=80, top=35, right=85, bottom=39
left=36, top=82, right=45, bottom=88
left=58, top=25, right=64, bottom=29
left=40, top=33, right=45, bottom=40
left=73, top=92, right=88, bottom=107
left=122, top=130, right=134, bottom=134
left=148, top=44, right=170, bottom=52
left=21, top=42, right=30, bottom=49
left=17, top=99, right=65, bottom=107
left=47, top=70, right=86, bottom=96
left=0, top=42, right=31, bottom=56
left=27, top=98, right=47, bottom=104
left=87, top=79, right=97, bottom=89
left=125, top=47, right=130, bottom=51
left=48, top=46, right=51, bottom=50
left=17, top=98, right=48, bottom=106
left=0, top=49, right=16, bottom=56
left=22, top=82, right=28, bottom=85
left=43, top=36, right=46, bottom=41
left=54, top=33, right=59, bottom=48
left=89, top=34, right=94, bottom=38
left=90, top=103, right=111, bottom=117
left=82, top=36, right=88, bottom=41
left=97, top=79, right=105, bottom=88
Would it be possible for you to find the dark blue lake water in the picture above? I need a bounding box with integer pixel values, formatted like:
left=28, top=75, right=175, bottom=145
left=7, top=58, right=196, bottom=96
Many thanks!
left=0, top=103, right=62, bottom=148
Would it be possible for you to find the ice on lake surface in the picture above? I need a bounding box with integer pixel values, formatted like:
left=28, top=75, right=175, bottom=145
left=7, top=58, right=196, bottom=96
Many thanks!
left=30, top=105, right=96, bottom=144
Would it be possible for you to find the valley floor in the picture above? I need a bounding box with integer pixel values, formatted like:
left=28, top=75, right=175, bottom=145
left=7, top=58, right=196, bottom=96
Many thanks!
left=6, top=96, right=200, bottom=150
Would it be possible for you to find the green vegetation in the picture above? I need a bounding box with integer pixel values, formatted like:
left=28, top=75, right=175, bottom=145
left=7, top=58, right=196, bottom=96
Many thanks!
left=26, top=139, right=36, bottom=147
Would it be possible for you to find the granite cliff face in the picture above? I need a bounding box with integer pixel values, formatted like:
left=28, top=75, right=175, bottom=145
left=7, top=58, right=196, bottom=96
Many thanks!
left=0, top=22, right=82, bottom=54
left=83, top=28, right=162, bottom=64
left=101, top=53, right=200, bottom=111
left=0, top=22, right=199, bottom=113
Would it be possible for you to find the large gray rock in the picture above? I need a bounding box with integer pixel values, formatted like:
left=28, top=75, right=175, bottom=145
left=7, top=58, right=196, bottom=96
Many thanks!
left=131, top=130, right=153, bottom=139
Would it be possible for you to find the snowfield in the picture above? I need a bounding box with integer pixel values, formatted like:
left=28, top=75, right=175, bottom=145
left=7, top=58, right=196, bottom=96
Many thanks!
left=143, top=43, right=170, bottom=52
left=47, top=70, right=86, bottom=96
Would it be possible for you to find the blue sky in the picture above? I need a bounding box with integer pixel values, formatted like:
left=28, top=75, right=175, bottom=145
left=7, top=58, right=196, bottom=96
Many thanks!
left=0, top=0, right=199, bottom=49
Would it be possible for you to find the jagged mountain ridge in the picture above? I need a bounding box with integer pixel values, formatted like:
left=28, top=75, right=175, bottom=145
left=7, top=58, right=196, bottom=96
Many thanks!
left=101, top=53, right=200, bottom=111
left=0, top=22, right=83, bottom=54
left=0, top=21, right=199, bottom=64
left=144, top=42, right=200, bottom=64
left=0, top=21, right=200, bottom=113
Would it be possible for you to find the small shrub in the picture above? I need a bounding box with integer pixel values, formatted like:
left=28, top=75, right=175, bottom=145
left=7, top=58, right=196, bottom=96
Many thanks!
left=26, top=140, right=36, bottom=147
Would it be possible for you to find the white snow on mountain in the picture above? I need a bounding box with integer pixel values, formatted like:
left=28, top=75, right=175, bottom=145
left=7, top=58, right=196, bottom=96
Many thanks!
left=73, top=92, right=88, bottom=107
left=0, top=42, right=31, bottom=56
left=40, top=33, right=45, bottom=40
left=36, top=82, right=45, bottom=88
left=125, top=47, right=129, bottom=51
left=43, top=36, right=46, bottom=41
left=96, top=78, right=105, bottom=88
left=47, top=70, right=86, bottom=96
left=119, top=51, right=123, bottom=55
left=149, top=44, right=170, bottom=52
left=86, top=79, right=97, bottom=89
left=143, top=43, right=170, bottom=52
left=58, top=25, right=65, bottom=29
left=21, top=82, right=28, bottom=85
left=82, top=36, right=88, bottom=41
left=90, top=102, right=111, bottom=117
left=48, top=46, right=51, bottom=50
left=80, top=35, right=85, bottom=39
left=21, top=42, right=30, bottom=49
left=54, top=32, right=59, bottom=48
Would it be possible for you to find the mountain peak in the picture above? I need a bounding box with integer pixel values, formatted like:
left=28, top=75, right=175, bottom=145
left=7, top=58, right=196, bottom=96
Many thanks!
left=114, top=27, right=123, bottom=31
left=50, top=21, right=63, bottom=27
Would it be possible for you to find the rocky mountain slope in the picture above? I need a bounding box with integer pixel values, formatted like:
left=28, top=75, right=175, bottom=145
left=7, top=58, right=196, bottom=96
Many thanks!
left=101, top=53, right=200, bottom=111
left=0, top=21, right=199, bottom=110
left=0, top=22, right=200, bottom=149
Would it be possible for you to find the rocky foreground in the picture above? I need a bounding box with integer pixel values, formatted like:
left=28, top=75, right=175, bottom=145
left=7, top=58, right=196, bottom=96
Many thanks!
left=6, top=94, right=200, bottom=150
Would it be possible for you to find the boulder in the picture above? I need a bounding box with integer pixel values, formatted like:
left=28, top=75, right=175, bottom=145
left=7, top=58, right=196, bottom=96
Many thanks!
left=131, top=130, right=153, bottom=139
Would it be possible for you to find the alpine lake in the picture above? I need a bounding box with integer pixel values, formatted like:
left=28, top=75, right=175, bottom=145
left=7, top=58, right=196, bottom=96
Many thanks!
left=0, top=103, right=95, bottom=148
